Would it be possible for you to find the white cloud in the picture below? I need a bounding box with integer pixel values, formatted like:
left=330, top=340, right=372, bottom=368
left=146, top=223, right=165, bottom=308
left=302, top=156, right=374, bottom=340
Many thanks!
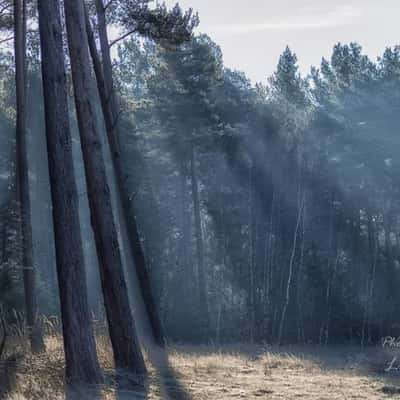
left=204, top=5, right=362, bottom=35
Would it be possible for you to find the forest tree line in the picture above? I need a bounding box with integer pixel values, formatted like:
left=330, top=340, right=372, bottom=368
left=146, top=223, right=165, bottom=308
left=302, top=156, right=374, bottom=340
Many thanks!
left=0, top=1, right=400, bottom=384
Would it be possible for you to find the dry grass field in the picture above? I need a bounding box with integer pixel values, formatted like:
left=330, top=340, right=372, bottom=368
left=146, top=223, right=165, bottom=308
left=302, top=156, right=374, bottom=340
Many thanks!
left=2, top=336, right=400, bottom=399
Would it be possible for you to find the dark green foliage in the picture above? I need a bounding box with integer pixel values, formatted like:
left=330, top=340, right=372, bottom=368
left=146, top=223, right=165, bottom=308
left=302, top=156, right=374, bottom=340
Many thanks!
left=114, top=1, right=199, bottom=45
left=1, top=0, right=400, bottom=346
left=113, top=38, right=400, bottom=344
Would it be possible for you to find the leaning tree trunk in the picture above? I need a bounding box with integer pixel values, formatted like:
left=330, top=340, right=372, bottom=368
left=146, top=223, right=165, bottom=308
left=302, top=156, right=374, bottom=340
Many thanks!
left=37, top=0, right=102, bottom=384
left=189, top=141, right=209, bottom=336
left=85, top=4, right=164, bottom=346
left=14, top=0, right=45, bottom=353
left=63, top=0, right=146, bottom=376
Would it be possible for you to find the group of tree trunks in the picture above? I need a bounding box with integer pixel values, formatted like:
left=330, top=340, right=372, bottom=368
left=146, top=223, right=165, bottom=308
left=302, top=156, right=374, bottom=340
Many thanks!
left=12, top=0, right=174, bottom=384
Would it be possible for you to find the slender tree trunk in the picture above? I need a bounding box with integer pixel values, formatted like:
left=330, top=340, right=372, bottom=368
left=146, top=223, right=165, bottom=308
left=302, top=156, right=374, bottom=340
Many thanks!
left=349, top=203, right=361, bottom=344
left=262, top=189, right=275, bottom=340
left=85, top=4, right=164, bottom=346
left=362, top=213, right=378, bottom=347
left=1, top=206, right=8, bottom=264
left=190, top=140, right=209, bottom=336
left=296, top=193, right=306, bottom=344
left=37, top=0, right=102, bottom=384
left=63, top=0, right=146, bottom=376
left=278, top=189, right=304, bottom=345
left=324, top=251, right=339, bottom=347
left=248, top=160, right=256, bottom=342
left=93, top=0, right=118, bottom=127
left=14, top=0, right=45, bottom=353
left=180, top=163, right=192, bottom=284
left=384, top=213, right=395, bottom=332
left=271, top=193, right=282, bottom=340
left=320, top=190, right=335, bottom=346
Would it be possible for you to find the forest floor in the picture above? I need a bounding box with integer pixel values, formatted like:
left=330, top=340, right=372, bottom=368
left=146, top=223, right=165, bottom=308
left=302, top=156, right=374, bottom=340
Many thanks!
left=2, top=336, right=400, bottom=399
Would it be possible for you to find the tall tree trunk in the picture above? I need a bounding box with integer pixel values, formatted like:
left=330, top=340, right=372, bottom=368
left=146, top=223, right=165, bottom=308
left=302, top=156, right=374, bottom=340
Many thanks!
left=384, top=212, right=396, bottom=332
left=189, top=141, right=209, bottom=336
left=248, top=160, right=256, bottom=342
left=93, top=0, right=117, bottom=123
left=1, top=211, right=7, bottom=264
left=278, top=189, right=304, bottom=345
left=85, top=3, right=164, bottom=346
left=361, top=213, right=378, bottom=348
left=37, top=0, right=102, bottom=384
left=180, top=163, right=192, bottom=288
left=14, top=0, right=45, bottom=353
left=319, top=189, right=335, bottom=346
left=349, top=203, right=361, bottom=344
left=324, top=250, right=339, bottom=347
left=63, top=0, right=146, bottom=376
left=295, top=193, right=306, bottom=344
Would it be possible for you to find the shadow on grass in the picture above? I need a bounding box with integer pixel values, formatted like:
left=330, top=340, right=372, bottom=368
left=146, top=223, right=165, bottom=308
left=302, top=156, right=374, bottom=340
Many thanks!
left=64, top=370, right=150, bottom=400
left=65, top=383, right=103, bottom=400
left=0, top=355, right=18, bottom=400
left=145, top=344, right=192, bottom=400
left=99, top=343, right=191, bottom=400
left=115, top=385, right=148, bottom=400
left=114, top=369, right=148, bottom=400
left=103, top=344, right=192, bottom=400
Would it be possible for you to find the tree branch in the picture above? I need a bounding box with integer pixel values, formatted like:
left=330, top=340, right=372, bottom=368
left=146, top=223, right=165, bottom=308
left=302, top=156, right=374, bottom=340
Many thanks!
left=109, top=28, right=137, bottom=48
left=0, top=35, right=13, bottom=45
left=104, top=0, right=115, bottom=12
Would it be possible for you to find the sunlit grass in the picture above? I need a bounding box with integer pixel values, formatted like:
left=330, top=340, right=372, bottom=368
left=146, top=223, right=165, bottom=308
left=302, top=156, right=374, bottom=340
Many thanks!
left=2, top=336, right=400, bottom=399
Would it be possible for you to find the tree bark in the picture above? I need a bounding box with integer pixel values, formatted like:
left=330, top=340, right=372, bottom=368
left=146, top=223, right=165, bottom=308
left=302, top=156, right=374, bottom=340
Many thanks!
left=14, top=0, right=45, bottom=353
left=85, top=4, right=164, bottom=346
left=278, top=189, right=304, bottom=345
left=361, top=212, right=378, bottom=348
left=190, top=141, right=209, bottom=335
left=248, top=160, right=256, bottom=342
left=180, top=163, right=192, bottom=286
left=37, top=0, right=102, bottom=384
left=63, top=0, right=146, bottom=376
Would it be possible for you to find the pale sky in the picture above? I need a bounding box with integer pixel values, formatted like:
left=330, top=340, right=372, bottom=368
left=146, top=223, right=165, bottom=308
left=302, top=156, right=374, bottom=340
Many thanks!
left=164, top=0, right=400, bottom=84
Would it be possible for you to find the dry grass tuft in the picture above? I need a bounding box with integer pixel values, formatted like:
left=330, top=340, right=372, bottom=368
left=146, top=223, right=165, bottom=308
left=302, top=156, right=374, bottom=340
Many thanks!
left=2, top=337, right=400, bottom=399
left=262, top=350, right=321, bottom=375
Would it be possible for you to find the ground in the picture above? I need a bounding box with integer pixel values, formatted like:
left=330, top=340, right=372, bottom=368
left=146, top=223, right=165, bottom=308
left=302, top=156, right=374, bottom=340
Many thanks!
left=2, top=336, right=400, bottom=399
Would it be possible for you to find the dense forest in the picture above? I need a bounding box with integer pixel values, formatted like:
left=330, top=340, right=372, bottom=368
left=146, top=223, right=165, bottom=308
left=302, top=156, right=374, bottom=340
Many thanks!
left=1, top=0, right=400, bottom=397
